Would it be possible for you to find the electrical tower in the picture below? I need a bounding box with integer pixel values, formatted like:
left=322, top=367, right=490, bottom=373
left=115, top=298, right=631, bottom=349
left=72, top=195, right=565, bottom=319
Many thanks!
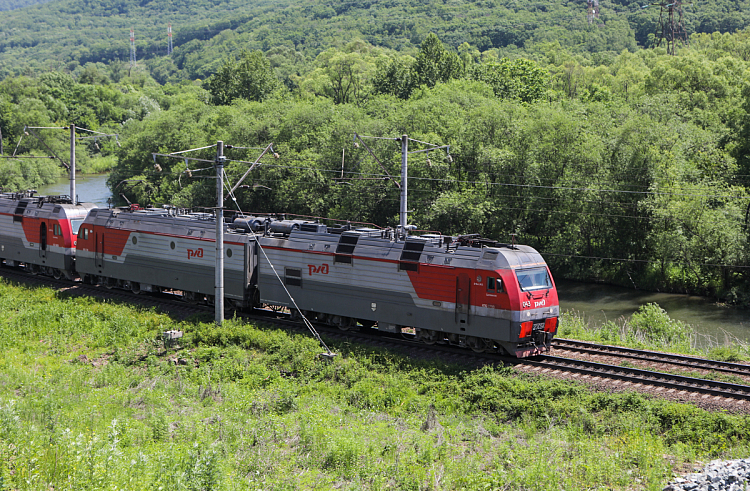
left=587, top=0, right=600, bottom=24
left=653, top=0, right=689, bottom=55
left=167, top=24, right=173, bottom=55
left=129, top=29, right=136, bottom=67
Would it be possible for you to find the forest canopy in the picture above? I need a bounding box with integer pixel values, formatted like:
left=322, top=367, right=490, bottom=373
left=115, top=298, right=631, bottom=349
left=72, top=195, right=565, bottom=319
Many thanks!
left=0, top=0, right=749, bottom=81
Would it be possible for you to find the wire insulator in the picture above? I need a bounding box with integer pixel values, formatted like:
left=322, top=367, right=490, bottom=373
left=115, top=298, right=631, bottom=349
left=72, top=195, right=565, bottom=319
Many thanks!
left=154, top=163, right=162, bottom=172
left=273, top=152, right=280, bottom=159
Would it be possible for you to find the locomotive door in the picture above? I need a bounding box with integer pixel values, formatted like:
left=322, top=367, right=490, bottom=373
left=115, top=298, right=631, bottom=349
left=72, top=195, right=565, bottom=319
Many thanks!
left=95, top=233, right=104, bottom=268
left=39, top=222, right=47, bottom=259
left=244, top=240, right=258, bottom=286
left=455, top=273, right=471, bottom=325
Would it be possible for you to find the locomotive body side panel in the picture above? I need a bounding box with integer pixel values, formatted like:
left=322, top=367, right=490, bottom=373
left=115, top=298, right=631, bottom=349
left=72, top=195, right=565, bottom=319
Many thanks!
left=253, top=232, right=557, bottom=348
left=76, top=210, right=253, bottom=299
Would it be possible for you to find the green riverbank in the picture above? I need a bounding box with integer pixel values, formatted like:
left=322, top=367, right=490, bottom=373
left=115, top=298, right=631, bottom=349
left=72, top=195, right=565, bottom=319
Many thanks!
left=0, top=278, right=749, bottom=490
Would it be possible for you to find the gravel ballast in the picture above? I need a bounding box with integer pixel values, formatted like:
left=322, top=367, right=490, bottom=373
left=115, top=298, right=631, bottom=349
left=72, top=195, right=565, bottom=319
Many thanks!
left=664, top=459, right=750, bottom=491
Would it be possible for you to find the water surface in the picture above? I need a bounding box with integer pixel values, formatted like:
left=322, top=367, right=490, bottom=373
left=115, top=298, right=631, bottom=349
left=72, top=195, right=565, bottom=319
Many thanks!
left=557, top=280, right=750, bottom=344
left=37, top=174, right=112, bottom=208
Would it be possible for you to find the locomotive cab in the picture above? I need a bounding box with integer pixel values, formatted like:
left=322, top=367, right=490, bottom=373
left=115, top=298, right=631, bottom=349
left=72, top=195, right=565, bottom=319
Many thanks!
left=0, top=192, right=96, bottom=278
left=487, top=246, right=559, bottom=357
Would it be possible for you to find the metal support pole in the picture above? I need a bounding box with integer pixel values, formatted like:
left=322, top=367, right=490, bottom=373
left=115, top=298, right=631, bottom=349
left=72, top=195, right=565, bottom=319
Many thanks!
left=70, top=124, right=76, bottom=204
left=399, top=134, right=408, bottom=238
left=215, top=141, right=225, bottom=325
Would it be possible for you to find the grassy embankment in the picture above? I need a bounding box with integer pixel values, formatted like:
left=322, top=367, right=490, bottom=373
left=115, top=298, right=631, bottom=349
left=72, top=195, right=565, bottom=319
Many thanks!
left=1, top=279, right=749, bottom=490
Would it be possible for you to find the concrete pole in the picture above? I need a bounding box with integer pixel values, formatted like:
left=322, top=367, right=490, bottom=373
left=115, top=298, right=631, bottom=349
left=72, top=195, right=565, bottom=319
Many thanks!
left=215, top=141, right=225, bottom=325
left=399, top=134, right=408, bottom=238
left=70, top=124, right=76, bottom=204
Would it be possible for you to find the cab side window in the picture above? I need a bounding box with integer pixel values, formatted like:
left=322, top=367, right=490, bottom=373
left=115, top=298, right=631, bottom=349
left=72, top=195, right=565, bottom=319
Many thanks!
left=53, top=224, right=62, bottom=236
left=487, top=276, right=504, bottom=293
left=79, top=228, right=89, bottom=240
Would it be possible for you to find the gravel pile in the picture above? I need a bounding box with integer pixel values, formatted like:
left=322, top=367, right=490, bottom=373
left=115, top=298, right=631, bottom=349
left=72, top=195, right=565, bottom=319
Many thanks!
left=664, top=459, right=750, bottom=491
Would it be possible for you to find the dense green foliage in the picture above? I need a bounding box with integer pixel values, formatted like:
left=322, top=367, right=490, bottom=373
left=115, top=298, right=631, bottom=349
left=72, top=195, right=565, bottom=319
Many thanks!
left=1, top=279, right=749, bottom=489
left=0, top=70, right=165, bottom=189
left=0, top=0, right=50, bottom=11
left=205, top=50, right=279, bottom=105
left=1, top=0, right=750, bottom=82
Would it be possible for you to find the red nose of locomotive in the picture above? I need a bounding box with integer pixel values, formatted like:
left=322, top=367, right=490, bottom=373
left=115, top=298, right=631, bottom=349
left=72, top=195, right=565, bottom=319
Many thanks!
left=511, top=264, right=558, bottom=356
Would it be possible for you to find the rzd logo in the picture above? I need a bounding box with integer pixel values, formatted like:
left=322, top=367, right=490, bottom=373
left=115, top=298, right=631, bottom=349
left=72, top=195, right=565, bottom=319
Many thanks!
left=308, top=264, right=329, bottom=275
left=187, top=248, right=203, bottom=259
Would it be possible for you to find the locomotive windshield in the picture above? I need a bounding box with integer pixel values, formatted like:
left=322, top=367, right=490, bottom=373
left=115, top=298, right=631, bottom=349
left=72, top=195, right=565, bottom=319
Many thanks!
left=70, top=219, right=85, bottom=234
left=516, top=267, right=552, bottom=292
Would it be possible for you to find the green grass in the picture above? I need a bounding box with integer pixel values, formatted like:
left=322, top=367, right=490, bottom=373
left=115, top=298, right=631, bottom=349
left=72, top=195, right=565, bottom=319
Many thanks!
left=1, top=279, right=749, bottom=490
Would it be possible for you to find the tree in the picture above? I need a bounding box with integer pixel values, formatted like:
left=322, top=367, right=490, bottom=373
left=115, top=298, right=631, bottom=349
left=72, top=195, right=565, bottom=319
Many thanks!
left=412, top=33, right=465, bottom=90
left=373, top=55, right=415, bottom=99
left=373, top=34, right=464, bottom=99
left=205, top=50, right=278, bottom=105
left=471, top=58, right=548, bottom=103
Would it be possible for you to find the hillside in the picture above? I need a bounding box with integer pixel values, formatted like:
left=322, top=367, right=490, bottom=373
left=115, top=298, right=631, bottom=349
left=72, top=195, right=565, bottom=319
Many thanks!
left=0, top=0, right=51, bottom=11
left=0, top=0, right=749, bottom=81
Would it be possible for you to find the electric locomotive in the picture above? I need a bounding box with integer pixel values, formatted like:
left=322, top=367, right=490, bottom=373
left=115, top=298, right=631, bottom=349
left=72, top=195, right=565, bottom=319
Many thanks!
left=71, top=205, right=559, bottom=357
left=251, top=220, right=559, bottom=357
left=0, top=191, right=96, bottom=279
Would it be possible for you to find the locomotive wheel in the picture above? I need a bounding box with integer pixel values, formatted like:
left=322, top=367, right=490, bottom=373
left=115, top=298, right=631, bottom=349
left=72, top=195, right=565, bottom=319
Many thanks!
left=130, top=282, right=141, bottom=294
left=105, top=277, right=117, bottom=289
left=332, top=316, right=355, bottom=331
left=358, top=319, right=376, bottom=329
left=52, top=269, right=62, bottom=280
left=417, top=329, right=440, bottom=345
left=465, top=336, right=486, bottom=353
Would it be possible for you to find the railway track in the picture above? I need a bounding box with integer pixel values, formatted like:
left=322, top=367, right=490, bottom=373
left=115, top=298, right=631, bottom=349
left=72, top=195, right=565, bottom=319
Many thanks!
left=3, top=265, right=750, bottom=407
left=522, top=355, right=750, bottom=403
left=551, top=338, right=750, bottom=378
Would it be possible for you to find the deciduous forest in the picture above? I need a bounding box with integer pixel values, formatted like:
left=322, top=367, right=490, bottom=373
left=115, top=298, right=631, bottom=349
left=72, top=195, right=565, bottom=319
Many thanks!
left=1, top=0, right=750, bottom=303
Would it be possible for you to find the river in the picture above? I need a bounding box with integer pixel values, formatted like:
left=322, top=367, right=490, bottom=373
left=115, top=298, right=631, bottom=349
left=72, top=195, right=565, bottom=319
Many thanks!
left=37, top=173, right=113, bottom=208
left=557, top=280, right=749, bottom=344
left=36, top=174, right=750, bottom=342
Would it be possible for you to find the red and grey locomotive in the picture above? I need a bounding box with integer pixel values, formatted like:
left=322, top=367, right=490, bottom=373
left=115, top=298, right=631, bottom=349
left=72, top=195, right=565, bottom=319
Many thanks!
left=0, top=193, right=559, bottom=357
